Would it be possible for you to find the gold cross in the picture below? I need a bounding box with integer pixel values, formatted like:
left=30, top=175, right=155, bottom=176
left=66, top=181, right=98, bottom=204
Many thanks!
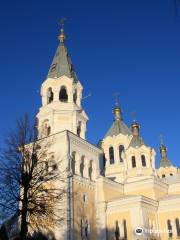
left=113, top=92, right=120, bottom=106
left=160, top=134, right=164, bottom=145
left=58, top=18, right=67, bottom=43
left=131, top=111, right=137, bottom=122
left=60, top=17, right=66, bottom=29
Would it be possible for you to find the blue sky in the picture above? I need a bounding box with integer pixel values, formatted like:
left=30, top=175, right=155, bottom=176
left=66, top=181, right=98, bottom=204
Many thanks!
left=0, top=0, right=180, bottom=167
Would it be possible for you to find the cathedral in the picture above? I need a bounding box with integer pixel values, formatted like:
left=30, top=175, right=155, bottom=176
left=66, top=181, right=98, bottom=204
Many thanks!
left=34, top=25, right=180, bottom=240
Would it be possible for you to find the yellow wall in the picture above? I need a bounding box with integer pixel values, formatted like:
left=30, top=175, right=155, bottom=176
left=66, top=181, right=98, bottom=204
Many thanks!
left=107, top=211, right=132, bottom=240
left=126, top=188, right=156, bottom=199
left=96, top=179, right=123, bottom=202
left=124, top=181, right=167, bottom=200
left=158, top=211, right=180, bottom=240
left=73, top=182, right=97, bottom=240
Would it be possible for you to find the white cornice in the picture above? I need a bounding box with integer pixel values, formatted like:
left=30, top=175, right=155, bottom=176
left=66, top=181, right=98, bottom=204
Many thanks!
left=158, top=195, right=180, bottom=212
left=106, top=195, right=158, bottom=214
left=97, top=176, right=124, bottom=192
left=73, top=175, right=95, bottom=189
left=124, top=176, right=168, bottom=191
left=36, top=129, right=102, bottom=155
left=67, top=131, right=102, bottom=155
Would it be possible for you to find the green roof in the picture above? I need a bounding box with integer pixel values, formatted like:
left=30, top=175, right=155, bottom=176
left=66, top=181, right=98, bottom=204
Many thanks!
left=128, top=136, right=145, bottom=148
left=47, top=43, right=78, bottom=82
left=105, top=119, right=131, bottom=138
left=160, top=157, right=173, bottom=168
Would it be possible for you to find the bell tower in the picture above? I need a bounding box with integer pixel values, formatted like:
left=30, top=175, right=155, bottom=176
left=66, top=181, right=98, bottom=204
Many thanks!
left=36, top=23, right=88, bottom=139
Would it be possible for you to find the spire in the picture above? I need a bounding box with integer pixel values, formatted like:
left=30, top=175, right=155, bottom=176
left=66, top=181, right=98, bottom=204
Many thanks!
left=47, top=20, right=78, bottom=82
left=58, top=18, right=66, bottom=43
left=159, top=137, right=172, bottom=168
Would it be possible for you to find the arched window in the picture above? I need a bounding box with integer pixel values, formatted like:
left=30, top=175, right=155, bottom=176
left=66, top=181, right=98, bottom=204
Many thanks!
left=162, top=174, right=166, bottom=178
left=132, top=156, right=136, bottom=168
left=52, top=163, right=58, bottom=171
left=141, top=155, right=146, bottom=167
left=114, top=221, right=120, bottom=240
left=109, top=147, right=114, bottom=164
left=71, top=152, right=76, bottom=175
left=43, top=121, right=51, bottom=137
left=50, top=155, right=58, bottom=171
left=176, top=218, right=180, bottom=237
left=80, top=219, right=83, bottom=237
left=47, top=87, right=54, bottom=104
left=50, top=63, right=57, bottom=72
left=73, top=89, right=77, bottom=104
left=170, top=173, right=173, bottom=176
left=81, top=219, right=89, bottom=238
left=59, top=86, right=68, bottom=102
left=119, top=145, right=125, bottom=162
left=80, top=156, right=85, bottom=177
left=123, top=220, right=127, bottom=239
left=88, top=160, right=93, bottom=180
left=82, top=193, right=88, bottom=203
left=84, top=220, right=89, bottom=238
left=45, top=161, right=49, bottom=174
left=103, top=154, right=106, bottom=168
left=47, top=126, right=51, bottom=136
left=167, top=219, right=173, bottom=238
left=35, top=117, right=39, bottom=128
left=77, top=121, right=81, bottom=137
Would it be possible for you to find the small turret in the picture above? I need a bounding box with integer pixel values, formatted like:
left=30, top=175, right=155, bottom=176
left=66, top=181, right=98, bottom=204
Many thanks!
left=128, top=120, right=145, bottom=148
left=159, top=143, right=172, bottom=168
left=113, top=105, right=122, bottom=121
left=160, top=144, right=168, bottom=159
left=131, top=121, right=140, bottom=137
left=104, top=103, right=131, bottom=138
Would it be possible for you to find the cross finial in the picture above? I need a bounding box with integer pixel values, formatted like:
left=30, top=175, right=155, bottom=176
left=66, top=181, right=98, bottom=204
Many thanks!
left=113, top=92, right=120, bottom=106
left=131, top=111, right=137, bottom=122
left=58, top=17, right=67, bottom=43
left=160, top=134, right=164, bottom=146
left=60, top=17, right=66, bottom=29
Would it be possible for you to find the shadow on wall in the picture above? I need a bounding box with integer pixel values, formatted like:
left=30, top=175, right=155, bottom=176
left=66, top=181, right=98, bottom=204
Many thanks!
left=0, top=226, right=141, bottom=240
left=58, top=227, right=130, bottom=240
left=0, top=225, right=8, bottom=240
left=0, top=229, right=56, bottom=240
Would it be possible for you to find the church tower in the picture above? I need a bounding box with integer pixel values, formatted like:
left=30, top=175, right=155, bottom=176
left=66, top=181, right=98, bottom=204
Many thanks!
left=157, top=140, right=179, bottom=179
left=35, top=24, right=101, bottom=240
left=36, top=24, right=88, bottom=139
left=101, top=104, right=157, bottom=183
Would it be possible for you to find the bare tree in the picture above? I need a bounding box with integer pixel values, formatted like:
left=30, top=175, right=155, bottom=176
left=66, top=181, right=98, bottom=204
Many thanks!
left=0, top=115, right=66, bottom=240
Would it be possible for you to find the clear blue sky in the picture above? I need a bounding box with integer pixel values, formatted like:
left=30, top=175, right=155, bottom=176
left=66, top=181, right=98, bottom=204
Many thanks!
left=0, top=0, right=180, bottom=167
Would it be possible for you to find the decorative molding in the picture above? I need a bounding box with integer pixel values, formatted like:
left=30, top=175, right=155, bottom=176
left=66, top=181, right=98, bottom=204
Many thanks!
left=107, top=195, right=158, bottom=214
left=97, top=176, right=124, bottom=192
left=124, top=176, right=168, bottom=192
left=158, top=195, right=180, bottom=212
left=68, top=131, right=102, bottom=156
left=73, top=175, right=95, bottom=189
